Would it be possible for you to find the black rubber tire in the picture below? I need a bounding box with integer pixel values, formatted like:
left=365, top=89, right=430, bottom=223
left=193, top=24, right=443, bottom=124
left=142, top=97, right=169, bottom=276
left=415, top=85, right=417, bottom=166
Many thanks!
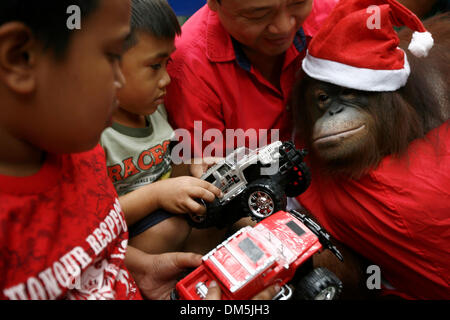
left=285, top=162, right=312, bottom=197
left=241, top=178, right=287, bottom=221
left=187, top=197, right=243, bottom=229
left=294, top=267, right=343, bottom=300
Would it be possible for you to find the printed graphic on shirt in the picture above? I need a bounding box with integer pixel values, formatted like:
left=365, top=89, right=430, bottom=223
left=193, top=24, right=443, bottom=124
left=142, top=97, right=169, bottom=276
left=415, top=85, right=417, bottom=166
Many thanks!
left=2, top=198, right=138, bottom=300
left=107, top=140, right=172, bottom=195
left=66, top=241, right=133, bottom=300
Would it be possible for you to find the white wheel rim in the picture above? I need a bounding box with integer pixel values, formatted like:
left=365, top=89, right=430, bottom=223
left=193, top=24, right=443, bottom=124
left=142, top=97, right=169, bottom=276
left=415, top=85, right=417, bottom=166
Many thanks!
left=315, top=287, right=337, bottom=300
left=248, top=191, right=275, bottom=219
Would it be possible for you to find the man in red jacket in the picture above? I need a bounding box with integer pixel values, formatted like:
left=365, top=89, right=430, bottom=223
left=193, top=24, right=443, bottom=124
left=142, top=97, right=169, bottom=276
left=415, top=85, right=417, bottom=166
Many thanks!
left=165, top=0, right=339, bottom=159
left=165, top=0, right=339, bottom=255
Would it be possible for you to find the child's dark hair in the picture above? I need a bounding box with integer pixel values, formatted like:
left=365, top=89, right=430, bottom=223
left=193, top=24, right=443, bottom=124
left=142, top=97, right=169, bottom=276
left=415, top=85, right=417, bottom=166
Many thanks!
left=126, top=0, right=181, bottom=48
left=0, top=1, right=100, bottom=58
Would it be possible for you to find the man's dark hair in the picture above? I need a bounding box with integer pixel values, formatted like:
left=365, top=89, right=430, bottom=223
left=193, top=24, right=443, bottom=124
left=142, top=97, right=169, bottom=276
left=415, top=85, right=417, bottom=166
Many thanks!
left=0, top=1, right=100, bottom=58
left=126, top=0, right=181, bottom=48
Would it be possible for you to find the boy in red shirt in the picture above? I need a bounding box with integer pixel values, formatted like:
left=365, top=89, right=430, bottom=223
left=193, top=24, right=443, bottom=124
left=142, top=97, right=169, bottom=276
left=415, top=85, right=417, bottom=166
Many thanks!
left=0, top=0, right=205, bottom=300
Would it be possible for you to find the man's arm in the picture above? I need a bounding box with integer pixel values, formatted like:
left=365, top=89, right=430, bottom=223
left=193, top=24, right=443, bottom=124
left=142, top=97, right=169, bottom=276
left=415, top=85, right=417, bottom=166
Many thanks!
left=125, top=246, right=281, bottom=300
left=125, top=245, right=203, bottom=300
left=165, top=69, right=225, bottom=159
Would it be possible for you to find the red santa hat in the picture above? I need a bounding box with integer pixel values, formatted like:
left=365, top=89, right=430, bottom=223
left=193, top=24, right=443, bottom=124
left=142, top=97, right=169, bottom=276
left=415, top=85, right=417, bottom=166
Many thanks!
left=302, top=0, right=434, bottom=92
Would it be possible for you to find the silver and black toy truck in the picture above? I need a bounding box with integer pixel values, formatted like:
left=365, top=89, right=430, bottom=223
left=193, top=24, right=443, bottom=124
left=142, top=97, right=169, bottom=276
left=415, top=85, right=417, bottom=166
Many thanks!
left=189, top=141, right=311, bottom=229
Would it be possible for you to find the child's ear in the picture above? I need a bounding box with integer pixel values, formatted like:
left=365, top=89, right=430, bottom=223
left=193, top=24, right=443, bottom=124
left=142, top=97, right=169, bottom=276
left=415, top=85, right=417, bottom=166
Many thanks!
left=0, top=22, right=38, bottom=94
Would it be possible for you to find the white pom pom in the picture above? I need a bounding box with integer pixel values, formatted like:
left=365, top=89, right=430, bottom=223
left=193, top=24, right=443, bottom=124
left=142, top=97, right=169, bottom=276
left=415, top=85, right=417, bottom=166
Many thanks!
left=408, top=31, right=434, bottom=58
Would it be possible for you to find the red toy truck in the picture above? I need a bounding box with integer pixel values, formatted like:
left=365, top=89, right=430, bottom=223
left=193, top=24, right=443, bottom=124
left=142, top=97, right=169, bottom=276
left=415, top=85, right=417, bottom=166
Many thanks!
left=174, top=210, right=344, bottom=300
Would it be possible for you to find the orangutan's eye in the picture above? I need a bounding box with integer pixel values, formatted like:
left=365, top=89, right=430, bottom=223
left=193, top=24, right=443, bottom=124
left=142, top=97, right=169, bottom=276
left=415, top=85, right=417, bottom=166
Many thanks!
left=318, top=94, right=329, bottom=102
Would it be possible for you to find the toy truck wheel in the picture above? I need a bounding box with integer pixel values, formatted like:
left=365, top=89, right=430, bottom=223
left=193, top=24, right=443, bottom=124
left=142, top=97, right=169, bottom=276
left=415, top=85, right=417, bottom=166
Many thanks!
left=294, top=267, right=343, bottom=300
left=241, top=178, right=287, bottom=220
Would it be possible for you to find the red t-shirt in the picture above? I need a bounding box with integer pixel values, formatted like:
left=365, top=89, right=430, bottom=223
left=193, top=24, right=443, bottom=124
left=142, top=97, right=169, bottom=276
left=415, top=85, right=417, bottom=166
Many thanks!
left=298, top=122, right=450, bottom=299
left=165, top=1, right=338, bottom=158
left=0, top=145, right=142, bottom=300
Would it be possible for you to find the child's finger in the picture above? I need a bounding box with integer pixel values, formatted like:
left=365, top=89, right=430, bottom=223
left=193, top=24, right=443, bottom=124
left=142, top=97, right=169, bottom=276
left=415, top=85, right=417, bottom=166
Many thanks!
left=190, top=187, right=216, bottom=203
left=186, top=198, right=207, bottom=215
left=202, top=157, right=224, bottom=167
left=204, top=281, right=221, bottom=300
left=195, top=179, right=222, bottom=198
left=190, top=165, right=206, bottom=178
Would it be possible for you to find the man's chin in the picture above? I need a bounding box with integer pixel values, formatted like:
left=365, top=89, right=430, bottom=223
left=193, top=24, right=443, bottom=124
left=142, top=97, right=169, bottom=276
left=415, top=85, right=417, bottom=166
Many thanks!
left=258, top=42, right=293, bottom=57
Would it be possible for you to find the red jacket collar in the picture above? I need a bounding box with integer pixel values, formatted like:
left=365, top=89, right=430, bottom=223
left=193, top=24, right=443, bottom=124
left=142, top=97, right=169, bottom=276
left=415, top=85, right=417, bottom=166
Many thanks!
left=206, top=8, right=236, bottom=63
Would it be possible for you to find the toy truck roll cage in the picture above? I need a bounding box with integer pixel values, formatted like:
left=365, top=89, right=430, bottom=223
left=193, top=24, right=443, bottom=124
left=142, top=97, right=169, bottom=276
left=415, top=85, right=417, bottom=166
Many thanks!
left=189, top=141, right=311, bottom=229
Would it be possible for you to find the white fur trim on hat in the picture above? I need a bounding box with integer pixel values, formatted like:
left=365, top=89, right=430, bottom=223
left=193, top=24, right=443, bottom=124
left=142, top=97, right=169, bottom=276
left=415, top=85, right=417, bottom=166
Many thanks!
left=408, top=31, right=434, bottom=58
left=302, top=50, right=411, bottom=92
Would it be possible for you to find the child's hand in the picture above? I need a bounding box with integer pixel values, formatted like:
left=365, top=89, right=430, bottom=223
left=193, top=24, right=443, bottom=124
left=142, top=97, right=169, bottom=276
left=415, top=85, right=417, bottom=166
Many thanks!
left=189, top=157, right=224, bottom=178
left=155, top=177, right=222, bottom=215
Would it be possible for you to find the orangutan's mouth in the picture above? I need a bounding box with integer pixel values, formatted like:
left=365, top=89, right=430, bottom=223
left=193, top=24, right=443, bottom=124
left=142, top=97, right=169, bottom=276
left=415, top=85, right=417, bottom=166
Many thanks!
left=314, top=125, right=366, bottom=144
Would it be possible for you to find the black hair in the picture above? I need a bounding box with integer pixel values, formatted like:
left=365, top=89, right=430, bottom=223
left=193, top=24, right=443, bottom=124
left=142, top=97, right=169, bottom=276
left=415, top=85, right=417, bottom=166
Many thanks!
left=0, top=1, right=100, bottom=58
left=126, top=0, right=181, bottom=48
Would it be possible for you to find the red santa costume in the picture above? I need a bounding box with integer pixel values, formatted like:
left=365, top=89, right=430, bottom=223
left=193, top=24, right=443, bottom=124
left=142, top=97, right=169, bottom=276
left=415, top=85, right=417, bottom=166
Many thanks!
left=297, top=0, right=449, bottom=299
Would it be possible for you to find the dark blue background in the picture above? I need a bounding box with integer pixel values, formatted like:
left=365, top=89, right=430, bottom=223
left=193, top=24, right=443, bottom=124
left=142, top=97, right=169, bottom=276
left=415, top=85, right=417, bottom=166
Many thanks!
left=167, top=0, right=206, bottom=16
